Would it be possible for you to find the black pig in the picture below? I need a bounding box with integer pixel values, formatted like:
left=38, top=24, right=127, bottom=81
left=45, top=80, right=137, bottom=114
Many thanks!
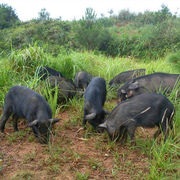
left=37, top=66, right=63, bottom=80
left=83, top=77, right=108, bottom=129
left=0, top=86, right=61, bottom=143
left=117, top=72, right=180, bottom=102
left=46, top=76, right=76, bottom=103
left=74, top=71, right=92, bottom=90
left=99, top=93, right=174, bottom=144
left=109, top=69, right=146, bottom=88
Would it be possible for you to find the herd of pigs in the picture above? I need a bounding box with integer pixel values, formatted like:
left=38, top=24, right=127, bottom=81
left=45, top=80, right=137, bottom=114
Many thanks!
left=0, top=66, right=179, bottom=144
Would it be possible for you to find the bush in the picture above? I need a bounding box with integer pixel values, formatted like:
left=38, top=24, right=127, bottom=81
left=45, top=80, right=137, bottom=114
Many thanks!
left=0, top=20, right=73, bottom=55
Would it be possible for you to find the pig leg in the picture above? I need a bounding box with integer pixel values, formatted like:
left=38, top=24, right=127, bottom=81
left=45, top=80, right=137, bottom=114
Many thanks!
left=12, top=114, right=19, bottom=131
left=118, top=127, right=128, bottom=143
left=32, top=126, right=38, bottom=137
left=153, top=128, right=161, bottom=139
left=127, top=123, right=136, bottom=145
left=169, top=110, right=174, bottom=130
left=0, top=107, right=12, bottom=132
left=121, top=128, right=128, bottom=143
left=169, top=120, right=173, bottom=130
left=162, top=118, right=170, bottom=142
left=82, top=113, right=87, bottom=127
left=161, top=108, right=173, bottom=141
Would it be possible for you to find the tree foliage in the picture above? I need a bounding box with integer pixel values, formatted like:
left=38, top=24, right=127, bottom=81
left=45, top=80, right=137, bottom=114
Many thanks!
left=74, top=8, right=103, bottom=50
left=38, top=8, right=50, bottom=21
left=0, top=4, right=180, bottom=59
left=0, top=4, right=19, bottom=29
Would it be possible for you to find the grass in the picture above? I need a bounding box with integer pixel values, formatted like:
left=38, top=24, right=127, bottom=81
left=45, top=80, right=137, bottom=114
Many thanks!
left=41, top=81, right=59, bottom=118
left=6, top=129, right=28, bottom=143
left=88, top=158, right=104, bottom=171
left=22, top=151, right=37, bottom=164
left=11, top=171, right=34, bottom=180
left=166, top=50, right=180, bottom=71
left=0, top=47, right=180, bottom=179
left=76, top=172, right=89, bottom=180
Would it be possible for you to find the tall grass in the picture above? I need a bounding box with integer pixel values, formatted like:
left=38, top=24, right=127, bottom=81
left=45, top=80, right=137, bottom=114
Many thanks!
left=0, top=46, right=179, bottom=104
left=41, top=82, right=59, bottom=118
left=166, top=50, right=180, bottom=71
left=9, top=43, right=48, bottom=74
left=145, top=88, right=180, bottom=179
left=0, top=46, right=179, bottom=179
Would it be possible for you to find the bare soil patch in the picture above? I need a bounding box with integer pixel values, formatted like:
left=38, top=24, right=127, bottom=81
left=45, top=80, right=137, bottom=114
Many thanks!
left=0, top=108, right=154, bottom=180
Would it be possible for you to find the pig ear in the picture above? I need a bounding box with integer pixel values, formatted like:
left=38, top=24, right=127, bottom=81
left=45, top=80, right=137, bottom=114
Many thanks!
left=98, top=122, right=107, bottom=129
left=26, top=119, right=38, bottom=127
left=85, top=113, right=96, bottom=120
left=128, top=81, right=139, bottom=90
left=49, top=118, right=61, bottom=124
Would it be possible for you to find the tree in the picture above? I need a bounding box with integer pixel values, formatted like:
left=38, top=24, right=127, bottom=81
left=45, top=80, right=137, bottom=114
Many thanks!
left=75, top=8, right=102, bottom=50
left=108, top=9, right=114, bottom=17
left=38, top=8, right=50, bottom=21
left=118, top=9, right=136, bottom=21
left=84, top=8, right=97, bottom=21
left=82, top=7, right=97, bottom=29
left=0, top=4, right=19, bottom=29
left=154, top=4, right=172, bottom=23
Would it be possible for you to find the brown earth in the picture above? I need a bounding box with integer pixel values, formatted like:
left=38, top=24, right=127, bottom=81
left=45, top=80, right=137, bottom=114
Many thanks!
left=0, top=107, right=158, bottom=180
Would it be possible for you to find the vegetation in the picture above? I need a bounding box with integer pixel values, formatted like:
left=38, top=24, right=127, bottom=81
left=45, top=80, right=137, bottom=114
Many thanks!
left=166, top=50, right=180, bottom=70
left=38, top=8, right=50, bottom=21
left=0, top=4, right=180, bottom=58
left=0, top=3, right=180, bottom=180
left=0, top=4, right=19, bottom=29
left=0, top=45, right=180, bottom=179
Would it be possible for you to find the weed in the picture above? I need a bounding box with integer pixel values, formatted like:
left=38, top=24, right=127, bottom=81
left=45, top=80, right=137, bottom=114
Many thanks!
left=76, top=171, right=89, bottom=180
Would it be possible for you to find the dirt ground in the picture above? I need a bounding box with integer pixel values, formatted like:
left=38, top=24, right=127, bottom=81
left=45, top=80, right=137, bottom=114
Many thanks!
left=0, top=108, right=155, bottom=180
